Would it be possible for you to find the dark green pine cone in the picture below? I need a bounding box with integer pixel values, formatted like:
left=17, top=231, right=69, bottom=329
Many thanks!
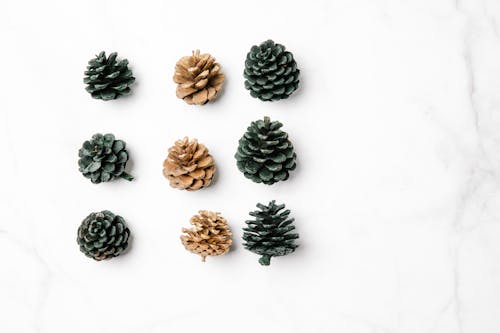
left=78, top=133, right=133, bottom=184
left=84, top=51, right=135, bottom=100
left=235, top=117, right=296, bottom=185
left=243, top=40, right=300, bottom=101
left=242, top=201, right=299, bottom=266
left=77, top=210, right=130, bottom=261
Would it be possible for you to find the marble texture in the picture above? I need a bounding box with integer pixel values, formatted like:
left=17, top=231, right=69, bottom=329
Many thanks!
left=2, top=0, right=500, bottom=332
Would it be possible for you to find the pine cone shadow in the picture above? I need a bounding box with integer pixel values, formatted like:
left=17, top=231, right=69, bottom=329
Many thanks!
left=280, top=69, right=305, bottom=104
left=120, top=233, right=133, bottom=257
left=291, top=73, right=305, bottom=100
left=228, top=229, right=238, bottom=254
left=215, top=69, right=228, bottom=101
left=207, top=163, right=220, bottom=187
left=288, top=155, right=302, bottom=182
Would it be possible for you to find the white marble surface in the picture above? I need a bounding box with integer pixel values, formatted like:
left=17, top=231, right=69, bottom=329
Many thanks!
left=2, top=0, right=500, bottom=332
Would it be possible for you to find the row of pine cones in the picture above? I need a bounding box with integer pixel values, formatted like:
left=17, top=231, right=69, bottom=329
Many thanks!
left=78, top=117, right=297, bottom=187
left=78, top=201, right=299, bottom=266
left=180, top=201, right=299, bottom=265
left=84, top=40, right=300, bottom=104
left=162, top=115, right=297, bottom=189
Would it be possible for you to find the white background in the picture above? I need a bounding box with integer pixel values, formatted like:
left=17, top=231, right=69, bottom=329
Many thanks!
left=2, top=0, right=500, bottom=332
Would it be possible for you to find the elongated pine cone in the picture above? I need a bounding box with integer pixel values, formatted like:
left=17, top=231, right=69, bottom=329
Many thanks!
left=181, top=211, right=232, bottom=262
left=243, top=201, right=299, bottom=266
left=163, top=137, right=216, bottom=191
left=173, top=50, right=225, bottom=105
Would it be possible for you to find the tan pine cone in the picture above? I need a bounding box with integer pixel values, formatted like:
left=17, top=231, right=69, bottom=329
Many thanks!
left=180, top=211, right=232, bottom=262
left=173, top=50, right=225, bottom=105
left=162, top=137, right=216, bottom=191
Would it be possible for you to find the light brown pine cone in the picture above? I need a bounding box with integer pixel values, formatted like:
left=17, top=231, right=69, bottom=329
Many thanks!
left=173, top=50, right=225, bottom=105
left=180, top=210, right=232, bottom=262
left=162, top=137, right=216, bottom=191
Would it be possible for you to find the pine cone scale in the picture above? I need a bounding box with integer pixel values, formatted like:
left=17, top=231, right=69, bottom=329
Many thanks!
left=176, top=86, right=197, bottom=99
left=195, top=78, right=208, bottom=89
left=189, top=169, right=205, bottom=179
left=197, top=69, right=210, bottom=79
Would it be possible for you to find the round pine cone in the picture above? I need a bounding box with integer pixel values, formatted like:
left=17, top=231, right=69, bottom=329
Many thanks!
left=235, top=117, right=297, bottom=185
left=162, top=137, right=215, bottom=191
left=181, top=211, right=232, bottom=262
left=83, top=51, right=135, bottom=100
left=243, top=40, right=300, bottom=101
left=173, top=50, right=225, bottom=105
left=78, top=133, right=133, bottom=184
left=77, top=210, right=130, bottom=261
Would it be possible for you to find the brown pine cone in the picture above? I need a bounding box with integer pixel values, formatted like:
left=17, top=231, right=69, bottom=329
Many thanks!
left=173, top=50, right=225, bottom=105
left=162, top=137, right=216, bottom=191
left=180, top=210, right=232, bottom=262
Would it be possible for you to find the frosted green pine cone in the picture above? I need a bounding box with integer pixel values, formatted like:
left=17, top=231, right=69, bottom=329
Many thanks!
left=235, top=117, right=296, bottom=185
left=84, top=51, right=135, bottom=100
left=78, top=133, right=133, bottom=184
left=243, top=40, right=300, bottom=101
left=242, top=201, right=299, bottom=266
left=77, top=210, right=130, bottom=261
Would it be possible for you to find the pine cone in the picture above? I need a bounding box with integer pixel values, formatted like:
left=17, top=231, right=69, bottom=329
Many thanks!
left=84, top=51, right=135, bottom=100
left=77, top=210, right=131, bottom=261
left=173, top=50, right=225, bottom=105
left=163, top=137, right=215, bottom=191
left=243, top=40, right=300, bottom=101
left=243, top=201, right=299, bottom=266
left=78, top=133, right=133, bottom=184
left=235, top=117, right=296, bottom=185
left=181, top=211, right=232, bottom=262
